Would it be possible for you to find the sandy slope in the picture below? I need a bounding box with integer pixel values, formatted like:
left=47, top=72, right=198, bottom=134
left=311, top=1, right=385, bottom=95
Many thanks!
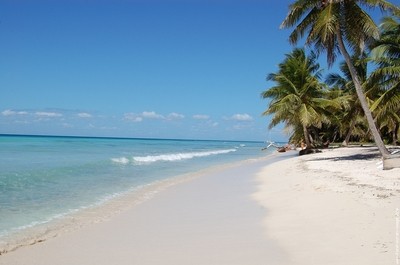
left=254, top=147, right=400, bottom=265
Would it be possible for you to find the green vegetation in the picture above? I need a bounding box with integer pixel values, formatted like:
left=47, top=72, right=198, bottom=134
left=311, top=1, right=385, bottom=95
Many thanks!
left=262, top=1, right=400, bottom=154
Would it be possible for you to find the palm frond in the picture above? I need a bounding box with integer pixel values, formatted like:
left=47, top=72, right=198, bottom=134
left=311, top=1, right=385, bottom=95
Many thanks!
left=280, top=0, right=320, bottom=29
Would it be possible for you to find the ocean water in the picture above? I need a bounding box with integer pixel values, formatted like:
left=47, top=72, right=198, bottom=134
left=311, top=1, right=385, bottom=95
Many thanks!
left=0, top=135, right=271, bottom=242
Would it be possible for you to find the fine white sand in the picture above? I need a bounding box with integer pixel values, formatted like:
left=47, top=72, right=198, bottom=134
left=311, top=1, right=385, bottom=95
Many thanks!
left=1, top=147, right=399, bottom=265
left=253, top=146, right=400, bottom=265
left=0, top=158, right=288, bottom=265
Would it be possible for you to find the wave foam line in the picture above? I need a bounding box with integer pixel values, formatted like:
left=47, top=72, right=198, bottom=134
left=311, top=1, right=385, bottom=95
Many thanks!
left=133, top=149, right=237, bottom=164
left=111, top=157, right=130, bottom=165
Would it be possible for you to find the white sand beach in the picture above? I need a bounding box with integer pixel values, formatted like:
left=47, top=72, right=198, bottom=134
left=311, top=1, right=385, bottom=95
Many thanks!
left=0, top=147, right=399, bottom=265
left=254, top=146, right=400, bottom=264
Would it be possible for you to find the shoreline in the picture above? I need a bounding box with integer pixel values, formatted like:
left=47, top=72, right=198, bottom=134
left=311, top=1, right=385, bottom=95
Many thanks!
left=0, top=153, right=286, bottom=258
left=0, top=153, right=292, bottom=265
left=1, top=147, right=398, bottom=264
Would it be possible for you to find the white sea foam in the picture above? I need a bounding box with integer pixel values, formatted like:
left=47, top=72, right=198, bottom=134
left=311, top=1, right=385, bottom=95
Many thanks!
left=111, top=157, right=130, bottom=164
left=132, top=149, right=237, bottom=164
left=1, top=136, right=266, bottom=254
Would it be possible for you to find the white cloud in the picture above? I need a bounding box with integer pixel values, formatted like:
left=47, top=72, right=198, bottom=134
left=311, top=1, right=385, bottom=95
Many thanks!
left=62, top=123, right=74, bottom=128
left=77, top=112, right=92, bottom=118
left=100, top=126, right=118, bottom=130
left=2, top=109, right=28, bottom=116
left=124, top=113, right=143, bottom=122
left=229, top=113, right=253, bottom=121
left=193, top=114, right=210, bottom=120
left=133, top=117, right=143, bottom=122
left=125, top=111, right=184, bottom=123
left=142, top=111, right=164, bottom=119
left=2, top=110, right=14, bottom=116
left=167, top=112, right=185, bottom=120
left=233, top=124, right=252, bottom=130
left=14, top=120, right=30, bottom=124
left=35, top=111, right=63, bottom=117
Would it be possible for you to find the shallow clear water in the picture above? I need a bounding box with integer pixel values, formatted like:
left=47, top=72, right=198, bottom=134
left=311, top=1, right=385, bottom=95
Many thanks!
left=0, top=135, right=271, bottom=238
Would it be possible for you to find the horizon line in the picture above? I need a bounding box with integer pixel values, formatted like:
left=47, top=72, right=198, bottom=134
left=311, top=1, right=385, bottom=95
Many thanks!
left=0, top=133, right=267, bottom=143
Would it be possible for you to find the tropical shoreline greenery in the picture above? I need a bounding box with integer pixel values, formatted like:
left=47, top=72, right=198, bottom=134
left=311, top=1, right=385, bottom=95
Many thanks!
left=262, top=0, right=400, bottom=156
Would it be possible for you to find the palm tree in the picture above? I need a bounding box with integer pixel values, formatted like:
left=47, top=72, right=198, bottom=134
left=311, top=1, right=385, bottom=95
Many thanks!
left=325, top=56, right=370, bottom=146
left=370, top=15, right=400, bottom=60
left=369, top=15, right=400, bottom=145
left=280, top=0, right=400, bottom=157
left=262, top=48, right=338, bottom=147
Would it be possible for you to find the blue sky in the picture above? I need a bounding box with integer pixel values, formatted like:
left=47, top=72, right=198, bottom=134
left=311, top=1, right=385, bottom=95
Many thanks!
left=0, top=0, right=394, bottom=141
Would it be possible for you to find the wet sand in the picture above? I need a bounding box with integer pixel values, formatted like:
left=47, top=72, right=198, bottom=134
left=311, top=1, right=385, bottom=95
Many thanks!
left=0, top=156, right=289, bottom=265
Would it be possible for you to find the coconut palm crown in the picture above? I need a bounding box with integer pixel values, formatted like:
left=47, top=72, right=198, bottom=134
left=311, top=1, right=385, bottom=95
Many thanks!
left=262, top=48, right=339, bottom=147
left=281, top=0, right=400, bottom=157
left=369, top=15, right=400, bottom=145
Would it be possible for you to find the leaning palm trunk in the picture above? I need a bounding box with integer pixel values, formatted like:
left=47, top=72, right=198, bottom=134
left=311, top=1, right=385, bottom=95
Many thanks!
left=336, top=29, right=391, bottom=157
left=280, top=0, right=400, bottom=168
left=393, top=124, right=399, bottom=146
left=303, top=124, right=312, bottom=148
left=342, top=118, right=357, bottom=146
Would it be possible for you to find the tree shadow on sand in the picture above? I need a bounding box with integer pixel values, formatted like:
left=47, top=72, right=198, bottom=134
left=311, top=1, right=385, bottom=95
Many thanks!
left=308, top=148, right=381, bottom=162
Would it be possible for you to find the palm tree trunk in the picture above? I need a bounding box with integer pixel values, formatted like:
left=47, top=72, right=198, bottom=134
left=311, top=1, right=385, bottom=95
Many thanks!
left=303, top=124, right=311, bottom=148
left=393, top=123, right=399, bottom=146
left=336, top=29, right=390, bottom=157
left=342, top=118, right=357, bottom=146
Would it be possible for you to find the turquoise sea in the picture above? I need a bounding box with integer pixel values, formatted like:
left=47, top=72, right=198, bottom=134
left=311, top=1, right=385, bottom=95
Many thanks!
left=0, top=135, right=272, bottom=243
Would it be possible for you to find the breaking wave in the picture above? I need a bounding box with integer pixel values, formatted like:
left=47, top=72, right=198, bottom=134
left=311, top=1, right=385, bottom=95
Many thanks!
left=111, top=157, right=130, bottom=165
left=111, top=149, right=237, bottom=165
